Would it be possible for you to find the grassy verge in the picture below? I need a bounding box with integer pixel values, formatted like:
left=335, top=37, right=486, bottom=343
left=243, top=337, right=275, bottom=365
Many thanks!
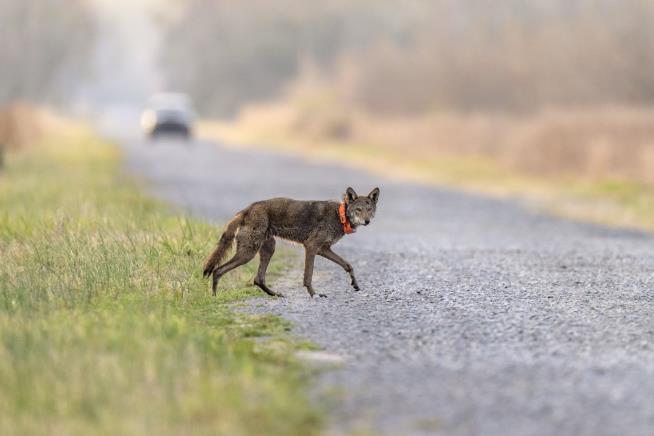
left=199, top=120, right=654, bottom=232
left=0, top=124, right=321, bottom=435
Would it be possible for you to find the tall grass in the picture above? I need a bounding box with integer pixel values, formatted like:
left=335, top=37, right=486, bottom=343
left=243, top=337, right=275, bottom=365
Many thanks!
left=0, top=126, right=321, bottom=435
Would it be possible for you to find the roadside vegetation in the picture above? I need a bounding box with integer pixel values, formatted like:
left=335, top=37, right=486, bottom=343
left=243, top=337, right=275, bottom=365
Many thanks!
left=0, top=122, right=321, bottom=435
left=0, top=0, right=94, bottom=105
left=162, top=0, right=654, bottom=117
left=199, top=99, right=654, bottom=232
left=158, top=0, right=654, bottom=232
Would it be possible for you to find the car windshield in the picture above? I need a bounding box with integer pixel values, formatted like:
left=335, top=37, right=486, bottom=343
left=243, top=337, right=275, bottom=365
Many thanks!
left=155, top=108, right=188, bottom=120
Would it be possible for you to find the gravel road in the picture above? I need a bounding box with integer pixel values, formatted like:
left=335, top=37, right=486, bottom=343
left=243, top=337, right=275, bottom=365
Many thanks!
left=123, top=136, right=654, bottom=436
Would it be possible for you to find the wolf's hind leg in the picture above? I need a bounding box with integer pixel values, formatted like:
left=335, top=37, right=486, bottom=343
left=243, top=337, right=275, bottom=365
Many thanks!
left=212, top=270, right=221, bottom=296
left=210, top=230, right=262, bottom=296
left=211, top=249, right=257, bottom=296
left=319, top=246, right=360, bottom=291
left=254, top=238, right=283, bottom=297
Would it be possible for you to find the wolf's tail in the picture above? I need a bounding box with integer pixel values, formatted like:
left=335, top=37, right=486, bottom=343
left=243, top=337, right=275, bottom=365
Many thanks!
left=202, top=212, right=245, bottom=277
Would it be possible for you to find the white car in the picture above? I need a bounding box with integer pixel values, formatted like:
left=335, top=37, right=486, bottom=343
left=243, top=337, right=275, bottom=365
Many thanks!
left=141, top=93, right=194, bottom=140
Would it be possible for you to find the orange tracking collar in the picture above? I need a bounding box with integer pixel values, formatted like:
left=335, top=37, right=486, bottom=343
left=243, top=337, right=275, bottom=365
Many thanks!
left=339, top=202, right=356, bottom=234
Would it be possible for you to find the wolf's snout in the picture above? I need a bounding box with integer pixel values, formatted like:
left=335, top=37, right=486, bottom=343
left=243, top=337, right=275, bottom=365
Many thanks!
left=364, top=220, right=370, bottom=225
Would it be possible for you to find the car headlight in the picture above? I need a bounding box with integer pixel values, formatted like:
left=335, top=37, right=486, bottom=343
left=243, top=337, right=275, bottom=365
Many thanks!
left=140, top=110, right=156, bottom=131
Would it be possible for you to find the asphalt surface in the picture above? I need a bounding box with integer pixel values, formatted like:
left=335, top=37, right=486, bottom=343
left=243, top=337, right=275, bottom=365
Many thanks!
left=122, top=135, right=654, bottom=436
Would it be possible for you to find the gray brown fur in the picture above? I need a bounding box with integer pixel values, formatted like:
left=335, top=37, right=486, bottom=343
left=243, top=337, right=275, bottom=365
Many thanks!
left=202, top=187, right=380, bottom=298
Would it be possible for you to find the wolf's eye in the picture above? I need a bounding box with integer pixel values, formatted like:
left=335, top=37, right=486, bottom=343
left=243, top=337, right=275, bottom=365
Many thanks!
left=355, top=207, right=362, bottom=213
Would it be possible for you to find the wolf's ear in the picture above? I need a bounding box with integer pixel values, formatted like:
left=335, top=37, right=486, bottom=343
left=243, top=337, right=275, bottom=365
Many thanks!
left=345, top=187, right=358, bottom=203
left=368, top=187, right=380, bottom=204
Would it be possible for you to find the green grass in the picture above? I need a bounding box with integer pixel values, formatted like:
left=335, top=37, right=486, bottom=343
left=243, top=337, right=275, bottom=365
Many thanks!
left=0, top=126, right=321, bottom=435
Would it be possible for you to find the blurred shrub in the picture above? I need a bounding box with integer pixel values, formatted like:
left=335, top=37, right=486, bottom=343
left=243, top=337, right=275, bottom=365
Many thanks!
left=228, top=94, right=654, bottom=184
left=0, top=103, right=46, bottom=151
left=351, top=1, right=654, bottom=114
left=166, top=0, right=654, bottom=185
left=290, top=78, right=352, bottom=141
left=161, top=0, right=432, bottom=116
left=0, top=0, right=95, bottom=106
left=347, top=106, right=654, bottom=183
left=162, top=0, right=654, bottom=116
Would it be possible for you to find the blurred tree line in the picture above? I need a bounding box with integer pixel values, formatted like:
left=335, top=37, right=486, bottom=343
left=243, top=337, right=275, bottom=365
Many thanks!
left=0, top=0, right=96, bottom=106
left=161, top=0, right=654, bottom=116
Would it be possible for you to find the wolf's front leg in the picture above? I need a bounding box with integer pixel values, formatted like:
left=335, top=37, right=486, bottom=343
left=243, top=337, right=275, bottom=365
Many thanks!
left=303, top=248, right=327, bottom=298
left=319, top=247, right=360, bottom=291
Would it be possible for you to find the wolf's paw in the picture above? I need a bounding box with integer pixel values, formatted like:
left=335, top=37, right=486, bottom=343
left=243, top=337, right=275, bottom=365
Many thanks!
left=318, top=293, right=328, bottom=298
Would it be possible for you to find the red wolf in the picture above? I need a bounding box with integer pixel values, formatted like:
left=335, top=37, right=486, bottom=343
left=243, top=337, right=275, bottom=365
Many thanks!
left=203, top=187, right=379, bottom=298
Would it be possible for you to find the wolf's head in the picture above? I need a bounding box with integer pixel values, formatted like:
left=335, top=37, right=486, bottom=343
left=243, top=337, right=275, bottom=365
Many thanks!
left=343, top=187, right=380, bottom=227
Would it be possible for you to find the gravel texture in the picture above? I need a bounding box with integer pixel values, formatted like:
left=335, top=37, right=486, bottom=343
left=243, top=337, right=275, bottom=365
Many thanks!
left=124, top=137, right=654, bottom=436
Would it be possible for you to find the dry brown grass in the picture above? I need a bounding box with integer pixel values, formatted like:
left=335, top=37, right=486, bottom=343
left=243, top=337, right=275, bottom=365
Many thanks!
left=199, top=89, right=654, bottom=231
left=356, top=107, right=654, bottom=184
left=213, top=87, right=654, bottom=186
left=0, top=103, right=57, bottom=151
left=0, top=103, right=64, bottom=168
